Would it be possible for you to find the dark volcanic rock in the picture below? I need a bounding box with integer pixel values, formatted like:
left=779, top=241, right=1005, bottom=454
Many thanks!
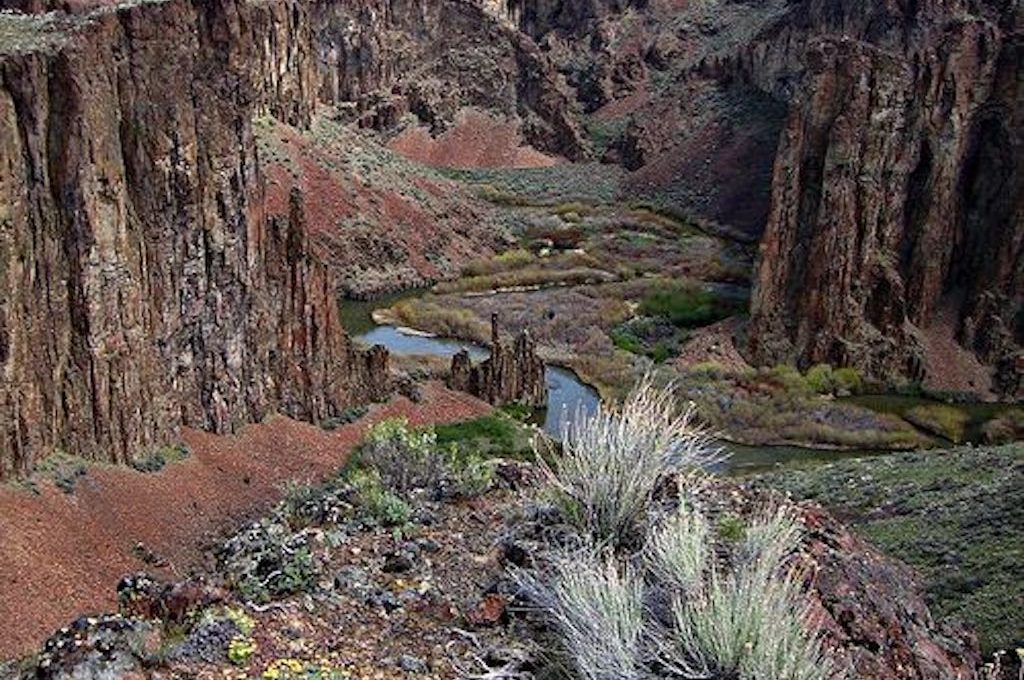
left=449, top=314, right=547, bottom=407
left=748, top=8, right=1023, bottom=395
left=0, top=1, right=390, bottom=479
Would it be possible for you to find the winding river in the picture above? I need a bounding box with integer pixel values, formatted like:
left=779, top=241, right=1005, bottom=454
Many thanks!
left=342, top=295, right=888, bottom=475
left=357, top=324, right=601, bottom=438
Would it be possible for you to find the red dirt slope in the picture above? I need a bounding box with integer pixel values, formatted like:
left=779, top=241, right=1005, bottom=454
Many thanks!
left=389, top=109, right=559, bottom=168
left=0, top=383, right=491, bottom=660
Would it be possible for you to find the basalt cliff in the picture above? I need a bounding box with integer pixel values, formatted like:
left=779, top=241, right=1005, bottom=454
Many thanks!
left=0, top=0, right=396, bottom=479
left=497, top=0, right=1022, bottom=395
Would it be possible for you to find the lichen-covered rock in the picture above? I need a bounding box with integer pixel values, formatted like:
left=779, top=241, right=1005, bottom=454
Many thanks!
left=117, top=574, right=227, bottom=625
left=29, top=615, right=162, bottom=680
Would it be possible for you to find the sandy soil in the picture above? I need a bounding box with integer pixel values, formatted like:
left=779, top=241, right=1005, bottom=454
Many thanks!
left=0, top=383, right=491, bottom=660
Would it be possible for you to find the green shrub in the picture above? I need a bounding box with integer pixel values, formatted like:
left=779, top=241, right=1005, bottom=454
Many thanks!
left=347, top=468, right=410, bottom=526
left=832, top=367, right=863, bottom=394
left=130, top=443, right=190, bottom=473
left=905, top=404, right=970, bottom=443
left=33, top=452, right=88, bottom=494
left=804, top=365, right=834, bottom=395
left=638, top=282, right=738, bottom=329
left=717, top=513, right=746, bottom=543
left=355, top=417, right=500, bottom=500
left=764, top=365, right=811, bottom=395
left=650, top=342, right=672, bottom=364
left=609, top=328, right=643, bottom=355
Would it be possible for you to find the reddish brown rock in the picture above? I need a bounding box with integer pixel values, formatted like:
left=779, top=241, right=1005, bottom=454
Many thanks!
left=465, top=593, right=509, bottom=627
left=748, top=10, right=1023, bottom=395
left=449, top=314, right=547, bottom=408
left=0, top=1, right=389, bottom=479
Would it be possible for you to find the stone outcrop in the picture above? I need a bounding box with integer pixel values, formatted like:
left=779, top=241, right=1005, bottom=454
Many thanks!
left=449, top=315, right=547, bottom=407
left=0, top=1, right=388, bottom=479
left=244, top=0, right=587, bottom=159
left=747, top=4, right=1023, bottom=395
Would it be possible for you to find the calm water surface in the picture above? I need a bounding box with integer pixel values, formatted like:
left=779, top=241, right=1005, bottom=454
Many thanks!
left=341, top=296, right=917, bottom=475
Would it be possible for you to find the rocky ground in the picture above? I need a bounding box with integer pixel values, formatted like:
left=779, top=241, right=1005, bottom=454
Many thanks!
left=0, top=384, right=491, bottom=660
left=0, top=407, right=989, bottom=680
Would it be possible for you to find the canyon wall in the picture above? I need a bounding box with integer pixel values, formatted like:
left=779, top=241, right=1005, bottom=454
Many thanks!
left=747, top=1, right=1023, bottom=394
left=500, top=0, right=1022, bottom=394
left=0, top=1, right=388, bottom=479
left=246, top=0, right=586, bottom=158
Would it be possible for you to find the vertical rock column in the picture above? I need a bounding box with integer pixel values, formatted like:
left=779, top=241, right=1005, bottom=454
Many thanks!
left=448, top=314, right=547, bottom=407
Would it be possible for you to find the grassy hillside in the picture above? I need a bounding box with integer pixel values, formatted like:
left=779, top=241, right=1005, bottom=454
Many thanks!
left=753, top=444, right=1023, bottom=656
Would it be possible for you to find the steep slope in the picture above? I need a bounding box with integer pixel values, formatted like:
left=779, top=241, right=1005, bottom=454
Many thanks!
left=0, top=2, right=388, bottom=479
left=256, top=116, right=508, bottom=298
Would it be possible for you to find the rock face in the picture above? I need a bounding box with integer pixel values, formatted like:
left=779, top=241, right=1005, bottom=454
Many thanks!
left=799, top=502, right=980, bottom=679
left=747, top=3, right=1023, bottom=396
left=449, top=315, right=547, bottom=407
left=0, top=2, right=388, bottom=479
left=245, top=0, right=587, bottom=159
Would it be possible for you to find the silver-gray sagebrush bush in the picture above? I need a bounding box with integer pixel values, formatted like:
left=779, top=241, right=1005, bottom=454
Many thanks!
left=524, top=379, right=834, bottom=680
left=538, top=375, right=722, bottom=548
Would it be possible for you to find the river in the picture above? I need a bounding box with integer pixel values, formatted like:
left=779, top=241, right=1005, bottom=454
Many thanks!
left=342, top=296, right=887, bottom=475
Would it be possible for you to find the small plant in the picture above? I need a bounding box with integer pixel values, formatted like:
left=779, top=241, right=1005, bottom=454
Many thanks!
left=530, top=550, right=646, bottom=680
left=129, top=443, right=190, bottom=473
left=717, top=512, right=746, bottom=543
left=804, top=364, right=834, bottom=395
left=228, top=634, right=256, bottom=666
left=33, top=452, right=88, bottom=494
left=348, top=468, right=411, bottom=526
left=644, top=500, right=709, bottom=593
left=218, top=519, right=322, bottom=603
left=658, top=506, right=829, bottom=680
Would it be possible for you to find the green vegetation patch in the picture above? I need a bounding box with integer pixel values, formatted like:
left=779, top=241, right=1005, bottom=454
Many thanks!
left=904, top=403, right=971, bottom=443
left=638, top=280, right=742, bottom=328
left=432, top=410, right=534, bottom=460
left=442, top=163, right=624, bottom=206
left=32, top=451, right=88, bottom=494
left=130, top=443, right=190, bottom=473
left=754, top=444, right=1024, bottom=655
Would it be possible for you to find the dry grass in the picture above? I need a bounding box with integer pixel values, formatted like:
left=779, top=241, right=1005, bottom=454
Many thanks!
left=434, top=266, right=617, bottom=294
left=539, top=377, right=722, bottom=547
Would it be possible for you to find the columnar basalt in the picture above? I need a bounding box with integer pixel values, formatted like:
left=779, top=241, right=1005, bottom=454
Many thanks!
left=449, top=315, right=547, bottom=407
left=0, top=1, right=389, bottom=479
left=747, top=7, right=1022, bottom=396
